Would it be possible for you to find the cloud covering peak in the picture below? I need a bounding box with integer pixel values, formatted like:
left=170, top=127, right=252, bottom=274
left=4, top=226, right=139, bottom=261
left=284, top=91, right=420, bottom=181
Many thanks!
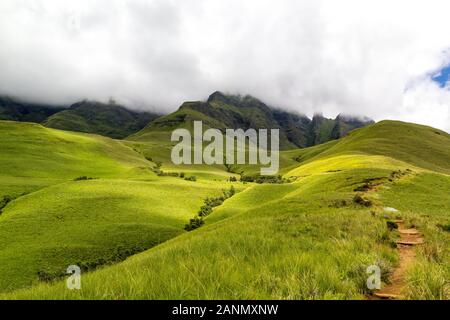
left=0, top=0, right=449, bottom=131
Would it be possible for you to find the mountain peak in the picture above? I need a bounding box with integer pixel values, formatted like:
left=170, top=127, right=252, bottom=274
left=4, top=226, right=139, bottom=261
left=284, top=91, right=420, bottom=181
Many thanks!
left=207, top=91, right=229, bottom=103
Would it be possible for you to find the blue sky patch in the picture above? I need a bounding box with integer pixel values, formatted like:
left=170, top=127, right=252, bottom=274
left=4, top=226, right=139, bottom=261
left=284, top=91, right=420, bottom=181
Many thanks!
left=431, top=65, right=450, bottom=87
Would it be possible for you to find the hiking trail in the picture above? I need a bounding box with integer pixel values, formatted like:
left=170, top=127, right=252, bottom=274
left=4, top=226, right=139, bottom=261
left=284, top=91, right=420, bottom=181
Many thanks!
left=372, top=219, right=424, bottom=299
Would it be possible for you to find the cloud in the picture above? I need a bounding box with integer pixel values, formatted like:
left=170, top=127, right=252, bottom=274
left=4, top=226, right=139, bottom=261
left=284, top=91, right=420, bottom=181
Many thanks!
left=402, top=79, right=450, bottom=132
left=0, top=0, right=449, bottom=131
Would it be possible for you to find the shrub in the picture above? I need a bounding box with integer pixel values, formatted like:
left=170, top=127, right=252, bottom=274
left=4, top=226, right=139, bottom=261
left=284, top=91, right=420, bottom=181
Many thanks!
left=223, top=185, right=236, bottom=198
left=240, top=175, right=255, bottom=182
left=179, top=172, right=185, bottom=178
left=205, top=197, right=224, bottom=207
left=145, top=156, right=153, bottom=162
left=353, top=194, right=372, bottom=207
left=437, top=224, right=450, bottom=232
left=329, top=199, right=348, bottom=208
left=167, top=172, right=179, bottom=177
left=229, top=176, right=237, bottom=182
left=240, top=174, right=286, bottom=184
left=0, top=195, right=12, bottom=213
left=386, top=221, right=399, bottom=231
left=185, top=176, right=197, bottom=181
left=74, top=176, right=94, bottom=181
left=184, top=217, right=204, bottom=231
left=198, top=205, right=213, bottom=217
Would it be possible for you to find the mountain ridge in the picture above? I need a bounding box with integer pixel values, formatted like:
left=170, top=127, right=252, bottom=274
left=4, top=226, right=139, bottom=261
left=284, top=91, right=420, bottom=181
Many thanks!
left=0, top=96, right=160, bottom=139
left=131, top=91, right=375, bottom=149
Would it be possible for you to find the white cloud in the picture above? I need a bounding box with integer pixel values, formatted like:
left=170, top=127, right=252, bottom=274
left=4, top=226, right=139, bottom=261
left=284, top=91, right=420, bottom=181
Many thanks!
left=0, top=0, right=449, bottom=131
left=402, top=79, right=450, bottom=132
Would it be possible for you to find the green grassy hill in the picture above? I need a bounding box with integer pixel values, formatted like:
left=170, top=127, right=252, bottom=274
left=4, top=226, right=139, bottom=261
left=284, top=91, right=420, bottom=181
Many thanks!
left=0, top=178, right=231, bottom=292
left=286, top=120, right=450, bottom=175
left=1, top=120, right=447, bottom=299
left=0, top=121, right=148, bottom=186
left=43, top=101, right=159, bottom=139
left=0, top=121, right=236, bottom=292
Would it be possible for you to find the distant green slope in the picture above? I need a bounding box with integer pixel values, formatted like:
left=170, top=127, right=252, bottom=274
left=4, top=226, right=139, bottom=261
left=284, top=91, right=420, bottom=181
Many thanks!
left=289, top=120, right=450, bottom=175
left=0, top=96, right=64, bottom=123
left=43, top=101, right=159, bottom=139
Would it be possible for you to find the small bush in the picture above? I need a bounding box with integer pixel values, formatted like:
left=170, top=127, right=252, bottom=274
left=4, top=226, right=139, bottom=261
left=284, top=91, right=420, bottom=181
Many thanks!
left=145, top=156, right=153, bottom=162
left=185, top=176, right=197, bottom=182
left=329, top=199, right=348, bottom=208
left=74, top=176, right=94, bottom=181
left=437, top=224, right=450, bottom=232
left=353, top=194, right=372, bottom=207
left=386, top=221, right=399, bottom=231
left=179, top=172, right=185, bottom=178
left=205, top=197, right=224, bottom=207
left=223, top=185, right=236, bottom=198
left=198, top=205, right=213, bottom=217
left=229, top=176, right=237, bottom=182
left=0, top=195, right=13, bottom=213
left=240, top=174, right=287, bottom=184
left=167, top=172, right=179, bottom=177
left=184, top=217, right=204, bottom=231
left=37, top=270, right=57, bottom=282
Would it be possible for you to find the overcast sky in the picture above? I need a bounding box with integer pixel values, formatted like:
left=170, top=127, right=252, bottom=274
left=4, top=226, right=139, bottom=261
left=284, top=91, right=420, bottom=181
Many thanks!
left=1, top=0, right=450, bottom=132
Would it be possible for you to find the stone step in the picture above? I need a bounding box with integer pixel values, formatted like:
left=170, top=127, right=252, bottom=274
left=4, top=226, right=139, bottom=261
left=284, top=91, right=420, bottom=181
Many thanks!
left=373, top=292, right=402, bottom=300
left=396, top=240, right=423, bottom=245
left=399, top=229, right=419, bottom=235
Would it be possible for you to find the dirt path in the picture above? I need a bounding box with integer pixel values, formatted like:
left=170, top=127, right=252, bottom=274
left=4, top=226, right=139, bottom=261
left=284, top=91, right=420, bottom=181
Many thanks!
left=372, top=220, right=424, bottom=299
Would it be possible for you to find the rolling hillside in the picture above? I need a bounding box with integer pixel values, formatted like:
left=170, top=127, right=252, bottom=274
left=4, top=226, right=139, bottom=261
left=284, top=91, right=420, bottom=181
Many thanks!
left=0, top=120, right=236, bottom=292
left=1, top=120, right=448, bottom=299
left=130, top=91, right=374, bottom=149
left=286, top=120, right=450, bottom=175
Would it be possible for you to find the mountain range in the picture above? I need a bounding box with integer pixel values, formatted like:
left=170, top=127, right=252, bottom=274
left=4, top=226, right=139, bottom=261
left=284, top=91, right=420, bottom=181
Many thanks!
left=0, top=92, right=373, bottom=147
left=0, top=96, right=159, bottom=139
left=130, top=91, right=375, bottom=149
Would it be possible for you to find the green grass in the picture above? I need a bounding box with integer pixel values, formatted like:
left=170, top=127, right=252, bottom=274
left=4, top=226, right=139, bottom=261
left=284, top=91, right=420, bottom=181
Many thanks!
left=0, top=178, right=234, bottom=292
left=302, top=121, right=450, bottom=174
left=0, top=121, right=238, bottom=292
left=2, top=169, right=400, bottom=299
left=378, top=173, right=450, bottom=299
left=0, top=119, right=449, bottom=299
left=0, top=121, right=151, bottom=180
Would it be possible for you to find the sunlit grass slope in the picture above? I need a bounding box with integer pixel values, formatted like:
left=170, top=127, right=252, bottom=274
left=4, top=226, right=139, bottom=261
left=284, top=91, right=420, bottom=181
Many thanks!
left=293, top=120, right=450, bottom=174
left=0, top=121, right=238, bottom=292
left=0, top=178, right=233, bottom=292
left=0, top=121, right=153, bottom=197
left=3, top=167, right=404, bottom=299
